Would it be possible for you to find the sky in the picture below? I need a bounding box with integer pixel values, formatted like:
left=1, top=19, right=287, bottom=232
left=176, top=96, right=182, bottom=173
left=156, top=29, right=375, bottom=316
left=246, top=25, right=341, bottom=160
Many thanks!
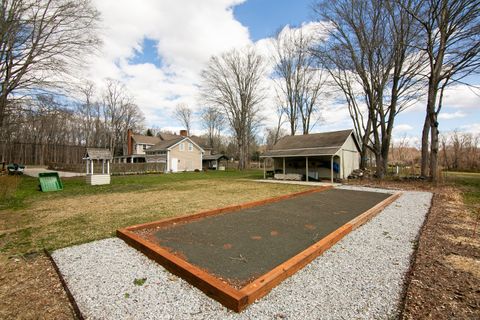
left=83, top=0, right=480, bottom=146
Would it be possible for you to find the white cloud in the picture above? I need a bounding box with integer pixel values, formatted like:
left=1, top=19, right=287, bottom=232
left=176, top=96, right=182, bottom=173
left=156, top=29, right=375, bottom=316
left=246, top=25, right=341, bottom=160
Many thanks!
left=82, top=2, right=480, bottom=141
left=81, top=0, right=251, bottom=130
left=460, top=123, right=480, bottom=135
left=391, top=135, right=420, bottom=148
left=438, top=111, right=466, bottom=120
left=442, top=84, right=480, bottom=109
left=394, top=124, right=414, bottom=132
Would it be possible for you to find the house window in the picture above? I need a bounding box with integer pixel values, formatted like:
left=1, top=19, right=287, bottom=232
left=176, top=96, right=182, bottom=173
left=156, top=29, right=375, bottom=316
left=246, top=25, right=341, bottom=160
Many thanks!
left=179, top=142, right=184, bottom=151
left=142, top=144, right=147, bottom=150
left=188, top=142, right=193, bottom=151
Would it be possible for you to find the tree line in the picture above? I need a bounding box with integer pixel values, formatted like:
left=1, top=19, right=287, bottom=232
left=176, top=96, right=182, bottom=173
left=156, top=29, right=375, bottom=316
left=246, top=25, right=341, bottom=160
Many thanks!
left=200, top=0, right=479, bottom=179
left=1, top=79, right=144, bottom=163
left=1, top=0, right=479, bottom=179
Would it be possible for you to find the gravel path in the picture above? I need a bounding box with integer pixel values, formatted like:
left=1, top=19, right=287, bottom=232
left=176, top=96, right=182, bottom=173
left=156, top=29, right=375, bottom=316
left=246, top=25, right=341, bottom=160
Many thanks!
left=51, top=186, right=432, bottom=319
left=23, top=167, right=85, bottom=178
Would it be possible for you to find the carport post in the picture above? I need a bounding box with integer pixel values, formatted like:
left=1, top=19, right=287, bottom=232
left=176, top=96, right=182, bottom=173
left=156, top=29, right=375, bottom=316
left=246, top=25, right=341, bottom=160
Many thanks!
left=90, top=159, right=94, bottom=175
left=86, top=160, right=89, bottom=175
left=283, top=157, right=286, bottom=179
left=306, top=156, right=309, bottom=182
left=263, top=158, right=266, bottom=179
left=330, top=156, right=334, bottom=184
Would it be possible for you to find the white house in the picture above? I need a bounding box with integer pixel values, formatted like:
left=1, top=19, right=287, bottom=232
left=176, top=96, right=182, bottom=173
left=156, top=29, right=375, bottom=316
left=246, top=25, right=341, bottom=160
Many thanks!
left=145, top=136, right=204, bottom=172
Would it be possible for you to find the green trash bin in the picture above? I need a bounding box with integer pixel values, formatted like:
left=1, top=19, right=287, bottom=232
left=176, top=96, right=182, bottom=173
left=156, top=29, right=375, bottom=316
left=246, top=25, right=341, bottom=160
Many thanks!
left=38, top=172, right=64, bottom=192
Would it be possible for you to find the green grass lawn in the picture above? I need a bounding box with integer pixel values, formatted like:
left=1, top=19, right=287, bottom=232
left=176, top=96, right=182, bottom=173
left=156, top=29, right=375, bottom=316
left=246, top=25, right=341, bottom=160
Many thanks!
left=1, top=169, right=264, bottom=210
left=0, top=170, right=310, bottom=256
left=444, top=171, right=480, bottom=216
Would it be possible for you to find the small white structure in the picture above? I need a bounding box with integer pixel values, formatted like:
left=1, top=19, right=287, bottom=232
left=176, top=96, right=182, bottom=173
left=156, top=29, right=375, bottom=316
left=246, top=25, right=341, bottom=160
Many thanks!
left=84, top=148, right=112, bottom=185
left=260, top=129, right=361, bottom=183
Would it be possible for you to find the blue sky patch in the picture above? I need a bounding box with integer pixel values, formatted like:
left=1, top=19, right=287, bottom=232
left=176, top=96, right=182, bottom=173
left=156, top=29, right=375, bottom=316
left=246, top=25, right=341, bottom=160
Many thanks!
left=129, top=38, right=164, bottom=68
left=233, top=0, right=314, bottom=41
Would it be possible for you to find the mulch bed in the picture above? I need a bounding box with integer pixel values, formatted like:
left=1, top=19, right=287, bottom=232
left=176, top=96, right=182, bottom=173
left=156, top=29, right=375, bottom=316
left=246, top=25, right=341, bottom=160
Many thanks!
left=0, top=253, right=75, bottom=320
left=400, top=187, right=480, bottom=319
left=348, top=179, right=479, bottom=319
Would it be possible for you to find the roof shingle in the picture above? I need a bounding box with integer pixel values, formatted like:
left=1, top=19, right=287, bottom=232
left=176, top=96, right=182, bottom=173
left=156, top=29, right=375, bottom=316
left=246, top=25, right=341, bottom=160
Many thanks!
left=261, top=129, right=357, bottom=158
left=85, top=148, right=112, bottom=160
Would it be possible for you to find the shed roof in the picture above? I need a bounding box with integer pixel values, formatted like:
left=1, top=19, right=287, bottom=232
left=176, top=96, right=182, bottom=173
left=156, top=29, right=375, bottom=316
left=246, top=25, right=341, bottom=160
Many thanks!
left=85, top=148, right=112, bottom=160
left=203, top=154, right=227, bottom=161
left=261, top=129, right=358, bottom=158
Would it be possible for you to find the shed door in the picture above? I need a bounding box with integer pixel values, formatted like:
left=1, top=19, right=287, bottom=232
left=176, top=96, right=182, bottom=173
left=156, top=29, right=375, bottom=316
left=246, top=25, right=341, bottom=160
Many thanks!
left=171, top=158, right=178, bottom=172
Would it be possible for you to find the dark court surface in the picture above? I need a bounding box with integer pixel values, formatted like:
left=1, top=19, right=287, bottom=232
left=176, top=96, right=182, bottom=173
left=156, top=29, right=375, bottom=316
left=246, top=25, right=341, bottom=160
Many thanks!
left=150, top=188, right=391, bottom=287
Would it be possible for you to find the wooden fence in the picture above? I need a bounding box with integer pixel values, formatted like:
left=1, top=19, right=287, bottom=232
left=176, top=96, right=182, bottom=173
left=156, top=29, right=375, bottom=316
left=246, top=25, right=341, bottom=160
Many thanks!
left=1, top=141, right=85, bottom=165
left=49, top=162, right=166, bottom=175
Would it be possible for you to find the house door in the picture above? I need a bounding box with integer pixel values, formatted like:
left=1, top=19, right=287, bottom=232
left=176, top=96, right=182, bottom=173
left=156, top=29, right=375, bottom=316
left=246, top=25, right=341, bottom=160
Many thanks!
left=171, top=158, right=178, bottom=172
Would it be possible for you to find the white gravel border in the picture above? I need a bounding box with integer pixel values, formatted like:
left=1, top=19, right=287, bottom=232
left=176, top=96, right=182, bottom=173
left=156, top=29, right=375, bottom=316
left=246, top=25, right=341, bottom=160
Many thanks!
left=52, top=186, right=432, bottom=319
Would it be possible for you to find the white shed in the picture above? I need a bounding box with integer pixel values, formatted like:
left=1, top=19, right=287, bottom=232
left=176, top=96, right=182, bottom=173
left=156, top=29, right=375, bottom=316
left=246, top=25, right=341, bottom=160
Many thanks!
left=260, top=129, right=360, bottom=183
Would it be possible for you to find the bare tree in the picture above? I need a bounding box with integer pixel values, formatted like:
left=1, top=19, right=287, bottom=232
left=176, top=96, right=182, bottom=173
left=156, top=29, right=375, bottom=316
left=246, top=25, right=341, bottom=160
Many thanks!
left=201, top=47, right=266, bottom=169
left=102, top=79, right=144, bottom=155
left=313, top=0, right=424, bottom=177
left=402, top=0, right=480, bottom=181
left=0, top=0, right=100, bottom=134
left=272, top=26, right=326, bottom=135
left=174, top=103, right=193, bottom=135
left=200, top=105, right=224, bottom=149
left=264, top=103, right=286, bottom=150
left=76, top=81, right=99, bottom=147
left=264, top=126, right=287, bottom=150
left=440, top=130, right=480, bottom=171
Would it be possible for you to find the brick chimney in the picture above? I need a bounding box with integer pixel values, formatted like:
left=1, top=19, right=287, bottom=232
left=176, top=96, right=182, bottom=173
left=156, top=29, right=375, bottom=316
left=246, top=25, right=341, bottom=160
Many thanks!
left=180, top=129, right=188, bottom=137
left=127, top=129, right=133, bottom=155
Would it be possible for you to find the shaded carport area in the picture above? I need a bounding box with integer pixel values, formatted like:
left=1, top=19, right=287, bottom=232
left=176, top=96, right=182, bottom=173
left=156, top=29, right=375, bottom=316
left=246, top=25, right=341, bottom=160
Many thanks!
left=260, top=147, right=340, bottom=183
left=202, top=154, right=228, bottom=170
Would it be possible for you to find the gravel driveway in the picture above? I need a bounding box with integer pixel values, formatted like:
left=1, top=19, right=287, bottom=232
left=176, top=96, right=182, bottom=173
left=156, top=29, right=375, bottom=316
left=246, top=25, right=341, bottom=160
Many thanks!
left=51, top=186, right=432, bottom=319
left=23, top=167, right=85, bottom=178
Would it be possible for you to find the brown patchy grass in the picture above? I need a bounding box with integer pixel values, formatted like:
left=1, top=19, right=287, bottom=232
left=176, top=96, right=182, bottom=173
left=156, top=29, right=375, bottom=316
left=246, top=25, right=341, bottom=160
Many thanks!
left=0, top=179, right=308, bottom=256
left=444, top=254, right=480, bottom=279
left=0, top=176, right=309, bottom=319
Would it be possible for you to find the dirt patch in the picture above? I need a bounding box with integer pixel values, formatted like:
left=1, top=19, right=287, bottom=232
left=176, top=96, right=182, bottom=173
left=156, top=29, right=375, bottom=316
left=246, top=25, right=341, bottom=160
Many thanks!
left=444, top=254, right=480, bottom=279
left=442, top=234, right=480, bottom=249
left=0, top=253, right=75, bottom=320
left=401, top=187, right=480, bottom=320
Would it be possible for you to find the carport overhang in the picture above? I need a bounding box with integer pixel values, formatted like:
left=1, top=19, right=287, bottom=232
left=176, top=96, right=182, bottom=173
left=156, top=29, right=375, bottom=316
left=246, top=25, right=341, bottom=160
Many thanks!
left=260, top=149, right=340, bottom=184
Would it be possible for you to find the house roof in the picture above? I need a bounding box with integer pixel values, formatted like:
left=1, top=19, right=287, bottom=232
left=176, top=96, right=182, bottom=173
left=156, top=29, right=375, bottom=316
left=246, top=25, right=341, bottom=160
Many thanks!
left=261, top=129, right=358, bottom=158
left=84, top=148, right=112, bottom=160
left=158, top=132, right=178, bottom=141
left=132, top=134, right=161, bottom=145
left=146, top=137, right=185, bottom=152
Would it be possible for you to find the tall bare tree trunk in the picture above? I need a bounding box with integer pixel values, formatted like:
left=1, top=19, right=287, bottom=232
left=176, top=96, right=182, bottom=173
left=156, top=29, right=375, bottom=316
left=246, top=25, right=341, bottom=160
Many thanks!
left=430, top=121, right=439, bottom=180
left=420, top=113, right=430, bottom=177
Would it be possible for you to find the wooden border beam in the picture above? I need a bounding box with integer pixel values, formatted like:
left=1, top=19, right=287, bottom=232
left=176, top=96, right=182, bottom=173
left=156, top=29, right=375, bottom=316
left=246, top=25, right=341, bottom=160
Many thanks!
left=117, top=190, right=402, bottom=312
